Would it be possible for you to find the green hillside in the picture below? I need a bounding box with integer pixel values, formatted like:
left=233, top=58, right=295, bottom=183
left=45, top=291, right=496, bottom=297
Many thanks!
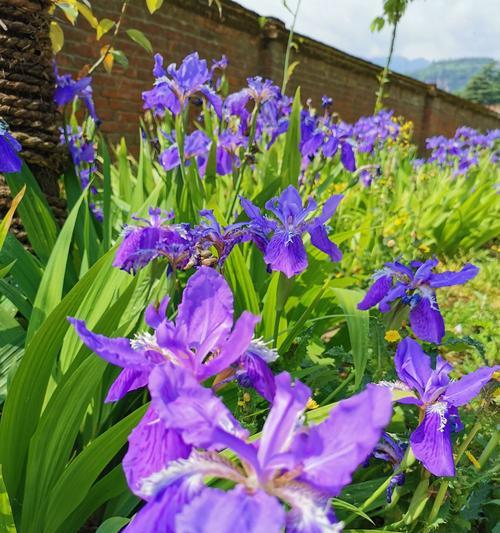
left=412, top=57, right=494, bottom=93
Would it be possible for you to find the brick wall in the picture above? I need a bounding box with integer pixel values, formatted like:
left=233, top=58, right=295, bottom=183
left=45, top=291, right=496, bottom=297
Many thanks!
left=59, top=0, right=500, bottom=152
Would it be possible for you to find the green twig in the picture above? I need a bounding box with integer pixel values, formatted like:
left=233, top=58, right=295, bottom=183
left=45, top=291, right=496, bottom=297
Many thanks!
left=88, top=0, right=129, bottom=75
left=281, top=0, right=302, bottom=94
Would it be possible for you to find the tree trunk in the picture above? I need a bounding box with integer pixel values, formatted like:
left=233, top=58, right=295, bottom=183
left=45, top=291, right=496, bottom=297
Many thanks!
left=0, top=0, right=66, bottom=230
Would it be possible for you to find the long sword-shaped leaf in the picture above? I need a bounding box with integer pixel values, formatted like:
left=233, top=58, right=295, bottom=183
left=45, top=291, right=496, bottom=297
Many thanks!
left=26, top=190, right=87, bottom=342
left=331, top=288, right=369, bottom=389
left=0, top=250, right=115, bottom=506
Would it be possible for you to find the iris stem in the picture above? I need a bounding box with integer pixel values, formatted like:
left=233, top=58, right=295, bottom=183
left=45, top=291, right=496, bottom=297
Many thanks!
left=322, top=372, right=354, bottom=405
left=478, top=430, right=498, bottom=468
left=226, top=102, right=260, bottom=220
left=427, top=419, right=482, bottom=524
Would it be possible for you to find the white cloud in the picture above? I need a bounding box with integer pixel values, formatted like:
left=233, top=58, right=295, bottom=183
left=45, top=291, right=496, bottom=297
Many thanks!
left=235, top=0, right=500, bottom=61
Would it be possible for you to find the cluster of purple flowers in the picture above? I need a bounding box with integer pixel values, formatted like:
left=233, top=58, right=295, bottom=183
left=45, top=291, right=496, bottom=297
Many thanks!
left=417, top=126, right=500, bottom=175
left=352, top=109, right=401, bottom=154
left=113, top=185, right=343, bottom=278
left=60, top=126, right=102, bottom=221
left=69, top=261, right=498, bottom=528
left=357, top=257, right=498, bottom=486
left=142, top=52, right=363, bottom=179
left=70, top=266, right=395, bottom=531
left=0, top=119, right=22, bottom=173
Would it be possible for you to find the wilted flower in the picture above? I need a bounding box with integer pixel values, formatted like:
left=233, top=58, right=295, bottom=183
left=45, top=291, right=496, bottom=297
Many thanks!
left=357, top=258, right=479, bottom=343
left=240, top=185, right=343, bottom=277
left=123, top=368, right=392, bottom=532
left=0, top=120, right=22, bottom=173
left=194, top=209, right=252, bottom=266
left=113, top=208, right=193, bottom=273
left=385, top=338, right=498, bottom=477
left=371, top=433, right=406, bottom=501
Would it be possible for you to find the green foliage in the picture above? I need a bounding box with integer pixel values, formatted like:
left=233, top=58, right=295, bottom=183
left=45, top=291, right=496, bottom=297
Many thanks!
left=412, top=57, right=494, bottom=93
left=0, top=90, right=498, bottom=533
left=461, top=61, right=500, bottom=105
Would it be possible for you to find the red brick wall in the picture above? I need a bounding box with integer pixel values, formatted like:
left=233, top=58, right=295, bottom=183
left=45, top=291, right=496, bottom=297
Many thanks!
left=58, top=0, right=500, bottom=153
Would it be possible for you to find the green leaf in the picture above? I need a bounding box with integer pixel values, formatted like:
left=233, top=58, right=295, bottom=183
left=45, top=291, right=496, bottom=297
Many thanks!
left=110, top=49, right=129, bottom=69
left=145, top=0, right=164, bottom=14
left=261, top=272, right=279, bottom=340
left=126, top=29, right=153, bottom=54
left=0, top=466, right=16, bottom=533
left=21, top=357, right=107, bottom=531
left=44, top=406, right=147, bottom=533
left=0, top=186, right=25, bottom=251
left=5, top=165, right=58, bottom=264
left=331, top=288, right=369, bottom=389
left=0, top=235, right=42, bottom=303
left=100, top=137, right=112, bottom=251
left=332, top=498, right=374, bottom=525
left=49, top=21, right=64, bottom=54
left=0, top=250, right=115, bottom=505
left=96, top=18, right=114, bottom=40
left=96, top=517, right=130, bottom=533
left=26, top=190, right=87, bottom=342
left=58, top=466, right=129, bottom=533
left=279, top=86, right=301, bottom=188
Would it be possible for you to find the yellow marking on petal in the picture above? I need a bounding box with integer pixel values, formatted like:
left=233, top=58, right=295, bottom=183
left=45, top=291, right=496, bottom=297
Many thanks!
left=385, top=330, right=402, bottom=343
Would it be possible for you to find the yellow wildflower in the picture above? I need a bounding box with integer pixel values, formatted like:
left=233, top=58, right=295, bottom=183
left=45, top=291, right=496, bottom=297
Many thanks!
left=385, top=330, right=401, bottom=343
left=306, top=398, right=319, bottom=410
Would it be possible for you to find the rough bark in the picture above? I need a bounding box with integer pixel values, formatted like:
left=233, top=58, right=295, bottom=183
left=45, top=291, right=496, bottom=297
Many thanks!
left=0, top=0, right=66, bottom=231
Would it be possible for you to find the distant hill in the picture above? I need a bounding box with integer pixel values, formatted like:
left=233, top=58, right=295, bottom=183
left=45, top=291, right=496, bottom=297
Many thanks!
left=410, top=58, right=495, bottom=93
left=367, top=55, right=430, bottom=75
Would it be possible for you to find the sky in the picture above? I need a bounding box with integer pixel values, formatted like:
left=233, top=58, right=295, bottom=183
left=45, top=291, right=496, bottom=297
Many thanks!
left=235, top=0, right=500, bottom=62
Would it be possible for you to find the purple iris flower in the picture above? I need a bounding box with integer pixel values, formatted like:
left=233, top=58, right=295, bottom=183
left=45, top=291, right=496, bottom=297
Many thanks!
left=69, top=267, right=259, bottom=497
left=357, top=258, right=479, bottom=344
left=215, top=130, right=246, bottom=175
left=322, top=122, right=356, bottom=171
left=143, top=52, right=222, bottom=118
left=0, top=120, right=22, bottom=173
left=240, top=185, right=343, bottom=278
left=159, top=130, right=211, bottom=175
left=223, top=76, right=280, bottom=127
left=386, top=338, right=498, bottom=477
left=113, top=208, right=193, bottom=273
left=53, top=64, right=99, bottom=122
left=371, top=433, right=406, bottom=501
left=321, top=95, right=333, bottom=109
left=124, top=367, right=392, bottom=532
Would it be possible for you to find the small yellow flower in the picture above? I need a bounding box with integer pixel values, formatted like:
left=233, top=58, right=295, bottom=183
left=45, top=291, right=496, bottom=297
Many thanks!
left=306, top=398, right=319, bottom=410
left=237, top=400, right=245, bottom=407
left=243, top=392, right=251, bottom=403
left=385, top=330, right=401, bottom=343
left=418, top=243, right=430, bottom=253
left=333, top=183, right=345, bottom=193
